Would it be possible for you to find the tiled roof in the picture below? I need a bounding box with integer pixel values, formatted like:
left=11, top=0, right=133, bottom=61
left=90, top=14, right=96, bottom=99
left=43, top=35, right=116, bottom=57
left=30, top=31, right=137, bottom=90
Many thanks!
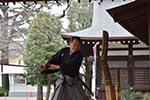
left=61, top=0, right=136, bottom=41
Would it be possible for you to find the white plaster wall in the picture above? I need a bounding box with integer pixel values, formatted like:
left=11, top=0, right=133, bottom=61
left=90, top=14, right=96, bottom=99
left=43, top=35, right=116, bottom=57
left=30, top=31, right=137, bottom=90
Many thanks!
left=2, top=65, right=25, bottom=74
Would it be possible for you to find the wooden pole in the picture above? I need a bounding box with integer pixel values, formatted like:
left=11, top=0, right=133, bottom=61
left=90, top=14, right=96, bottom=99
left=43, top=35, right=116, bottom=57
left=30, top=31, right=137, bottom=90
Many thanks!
left=100, top=30, right=116, bottom=100
left=115, top=69, right=120, bottom=100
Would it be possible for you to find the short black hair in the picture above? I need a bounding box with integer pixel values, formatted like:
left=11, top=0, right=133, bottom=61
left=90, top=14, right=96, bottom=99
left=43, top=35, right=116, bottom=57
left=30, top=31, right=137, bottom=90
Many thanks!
left=70, top=36, right=81, bottom=43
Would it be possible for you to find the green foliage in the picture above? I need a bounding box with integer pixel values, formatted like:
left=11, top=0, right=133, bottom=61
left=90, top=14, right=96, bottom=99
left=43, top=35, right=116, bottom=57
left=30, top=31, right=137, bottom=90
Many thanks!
left=120, top=90, right=142, bottom=100
left=0, top=87, right=8, bottom=96
left=24, top=11, right=65, bottom=86
left=66, top=0, right=93, bottom=32
left=143, top=93, right=150, bottom=100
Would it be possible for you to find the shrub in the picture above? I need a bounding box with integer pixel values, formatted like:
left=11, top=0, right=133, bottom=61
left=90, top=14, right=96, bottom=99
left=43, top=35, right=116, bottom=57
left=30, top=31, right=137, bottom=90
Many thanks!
left=120, top=90, right=142, bottom=100
left=0, top=87, right=8, bottom=96
left=143, top=93, right=150, bottom=100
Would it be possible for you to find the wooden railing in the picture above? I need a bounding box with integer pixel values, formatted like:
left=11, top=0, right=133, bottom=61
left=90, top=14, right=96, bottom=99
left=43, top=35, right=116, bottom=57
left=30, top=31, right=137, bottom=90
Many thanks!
left=99, top=67, right=150, bottom=91
left=133, top=68, right=150, bottom=91
left=97, top=67, right=150, bottom=99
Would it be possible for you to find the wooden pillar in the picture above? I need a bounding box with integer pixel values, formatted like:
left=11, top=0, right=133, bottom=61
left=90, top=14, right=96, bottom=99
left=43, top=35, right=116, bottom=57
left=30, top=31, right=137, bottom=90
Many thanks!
left=147, top=0, right=150, bottom=86
left=101, top=31, right=116, bottom=100
left=148, top=0, right=150, bottom=49
left=127, top=42, right=134, bottom=89
left=115, top=69, right=120, bottom=100
left=95, top=44, right=102, bottom=99
left=148, top=0, right=150, bottom=47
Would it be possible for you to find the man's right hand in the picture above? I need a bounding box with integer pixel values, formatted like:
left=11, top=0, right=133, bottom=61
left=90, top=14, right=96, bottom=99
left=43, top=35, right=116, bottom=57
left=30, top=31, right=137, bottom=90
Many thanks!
left=49, top=64, right=60, bottom=70
left=42, top=60, right=51, bottom=69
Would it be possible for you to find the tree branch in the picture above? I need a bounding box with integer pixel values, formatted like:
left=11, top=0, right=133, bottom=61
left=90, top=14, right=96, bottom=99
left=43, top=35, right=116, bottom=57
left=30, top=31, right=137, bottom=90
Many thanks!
left=59, top=4, right=70, bottom=18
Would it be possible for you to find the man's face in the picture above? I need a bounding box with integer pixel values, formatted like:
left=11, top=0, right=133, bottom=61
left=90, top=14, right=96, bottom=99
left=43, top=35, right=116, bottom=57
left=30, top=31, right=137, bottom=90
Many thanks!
left=70, top=39, right=81, bottom=53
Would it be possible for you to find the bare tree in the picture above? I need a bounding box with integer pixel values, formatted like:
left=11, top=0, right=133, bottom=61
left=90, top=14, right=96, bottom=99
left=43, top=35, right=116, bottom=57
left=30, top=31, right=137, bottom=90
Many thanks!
left=0, top=2, right=68, bottom=93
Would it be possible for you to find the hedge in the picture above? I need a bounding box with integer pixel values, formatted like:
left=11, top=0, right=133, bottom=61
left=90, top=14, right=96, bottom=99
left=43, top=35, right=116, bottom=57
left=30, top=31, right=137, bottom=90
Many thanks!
left=0, top=87, right=8, bottom=96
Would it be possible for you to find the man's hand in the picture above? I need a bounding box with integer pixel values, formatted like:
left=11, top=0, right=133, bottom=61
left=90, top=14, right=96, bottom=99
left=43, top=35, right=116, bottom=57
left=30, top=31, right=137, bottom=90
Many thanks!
left=42, top=60, right=51, bottom=69
left=49, top=64, right=60, bottom=70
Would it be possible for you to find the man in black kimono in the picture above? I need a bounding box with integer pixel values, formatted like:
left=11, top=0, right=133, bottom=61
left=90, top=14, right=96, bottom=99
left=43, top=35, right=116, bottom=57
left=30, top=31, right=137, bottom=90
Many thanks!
left=41, top=36, right=90, bottom=100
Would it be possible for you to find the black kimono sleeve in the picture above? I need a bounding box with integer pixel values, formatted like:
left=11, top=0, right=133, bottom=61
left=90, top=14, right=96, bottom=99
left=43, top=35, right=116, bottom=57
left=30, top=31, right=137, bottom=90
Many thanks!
left=41, top=47, right=69, bottom=74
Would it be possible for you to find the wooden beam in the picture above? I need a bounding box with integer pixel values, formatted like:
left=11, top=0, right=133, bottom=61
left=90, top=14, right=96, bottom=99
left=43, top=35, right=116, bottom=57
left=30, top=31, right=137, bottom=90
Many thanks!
left=108, top=47, right=149, bottom=51
left=107, top=0, right=147, bottom=16
left=114, top=4, right=147, bottom=22
left=101, top=31, right=116, bottom=100
left=0, top=0, right=72, bottom=3
left=101, top=31, right=111, bottom=84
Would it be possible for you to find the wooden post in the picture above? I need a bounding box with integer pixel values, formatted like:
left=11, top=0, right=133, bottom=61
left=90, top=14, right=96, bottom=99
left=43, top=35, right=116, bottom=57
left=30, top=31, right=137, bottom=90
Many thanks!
left=100, top=30, right=116, bottom=100
left=148, top=0, right=150, bottom=47
left=115, top=69, right=120, bottom=100
left=95, top=44, right=101, bottom=99
left=127, top=43, right=134, bottom=89
left=147, top=0, right=150, bottom=85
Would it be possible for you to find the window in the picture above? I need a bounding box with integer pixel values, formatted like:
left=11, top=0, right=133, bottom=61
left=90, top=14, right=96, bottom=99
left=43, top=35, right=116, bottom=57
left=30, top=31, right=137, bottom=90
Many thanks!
left=14, top=74, right=26, bottom=84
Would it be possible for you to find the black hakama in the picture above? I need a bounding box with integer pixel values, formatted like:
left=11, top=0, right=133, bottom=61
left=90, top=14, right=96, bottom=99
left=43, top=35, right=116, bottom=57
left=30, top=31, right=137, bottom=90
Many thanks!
left=41, top=47, right=90, bottom=100
left=51, top=74, right=89, bottom=100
